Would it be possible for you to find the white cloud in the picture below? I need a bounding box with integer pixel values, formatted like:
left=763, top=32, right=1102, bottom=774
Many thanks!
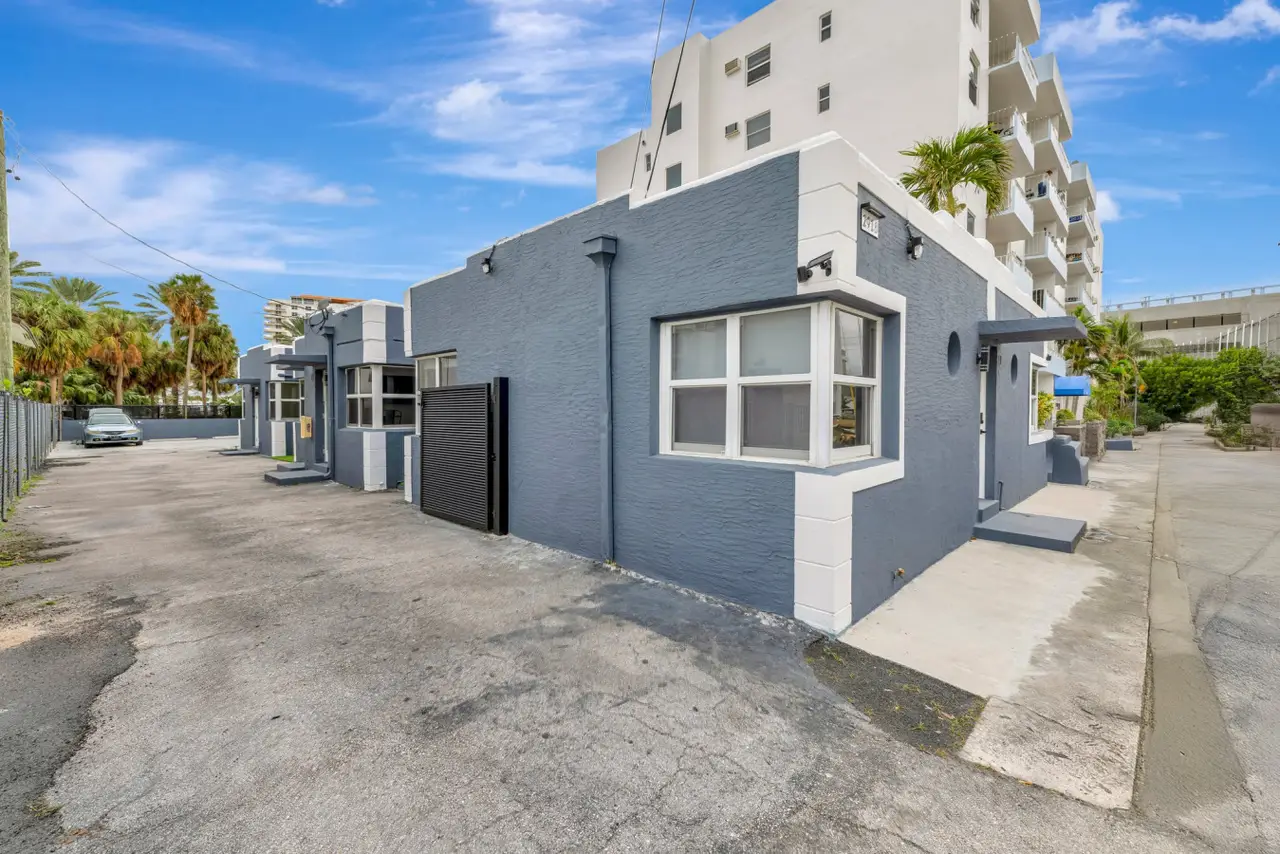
left=317, top=0, right=347, bottom=6
left=1252, top=65, right=1280, bottom=94
left=1096, top=190, right=1122, bottom=223
left=7, top=137, right=379, bottom=283
left=1044, top=0, right=1280, bottom=55
left=1194, top=130, right=1227, bottom=140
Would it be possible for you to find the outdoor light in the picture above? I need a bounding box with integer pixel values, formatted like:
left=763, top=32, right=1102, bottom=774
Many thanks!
left=480, top=245, right=496, bottom=275
left=907, top=233, right=925, bottom=261
left=797, top=250, right=834, bottom=283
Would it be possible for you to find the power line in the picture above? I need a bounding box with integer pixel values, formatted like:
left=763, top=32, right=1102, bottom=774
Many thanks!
left=628, top=0, right=670, bottom=192
left=1, top=115, right=292, bottom=309
left=644, top=0, right=697, bottom=197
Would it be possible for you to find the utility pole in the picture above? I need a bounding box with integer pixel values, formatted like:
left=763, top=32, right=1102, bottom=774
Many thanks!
left=0, top=110, right=12, bottom=386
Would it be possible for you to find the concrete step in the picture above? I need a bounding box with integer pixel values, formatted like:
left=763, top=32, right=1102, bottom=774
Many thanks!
left=264, top=469, right=327, bottom=486
left=1106, top=437, right=1136, bottom=451
left=977, top=498, right=1001, bottom=523
left=218, top=448, right=261, bottom=457
left=275, top=461, right=306, bottom=471
left=973, top=511, right=1086, bottom=554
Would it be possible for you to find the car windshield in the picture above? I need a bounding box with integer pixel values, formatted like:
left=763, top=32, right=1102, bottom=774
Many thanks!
left=87, top=413, right=134, bottom=425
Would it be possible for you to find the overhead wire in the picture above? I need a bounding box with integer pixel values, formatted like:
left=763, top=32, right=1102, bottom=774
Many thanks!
left=1, top=114, right=294, bottom=308
left=627, top=0, right=670, bottom=192
left=643, top=0, right=697, bottom=197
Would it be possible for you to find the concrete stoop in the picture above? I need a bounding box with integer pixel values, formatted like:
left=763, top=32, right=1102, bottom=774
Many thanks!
left=275, top=461, right=307, bottom=471
left=976, top=498, right=1000, bottom=523
left=218, top=449, right=261, bottom=457
left=972, top=511, right=1086, bottom=553
left=264, top=469, right=327, bottom=486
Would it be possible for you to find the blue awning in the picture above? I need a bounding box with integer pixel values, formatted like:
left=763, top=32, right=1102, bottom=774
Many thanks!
left=1055, top=376, right=1092, bottom=397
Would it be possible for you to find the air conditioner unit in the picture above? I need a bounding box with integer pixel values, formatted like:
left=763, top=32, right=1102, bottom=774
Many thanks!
left=724, top=58, right=741, bottom=75
left=724, top=122, right=740, bottom=138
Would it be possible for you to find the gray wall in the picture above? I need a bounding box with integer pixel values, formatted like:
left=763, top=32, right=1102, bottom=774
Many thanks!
left=410, top=155, right=802, bottom=613
left=62, top=418, right=239, bottom=442
left=849, top=188, right=988, bottom=621
left=988, top=292, right=1051, bottom=509
left=236, top=346, right=286, bottom=456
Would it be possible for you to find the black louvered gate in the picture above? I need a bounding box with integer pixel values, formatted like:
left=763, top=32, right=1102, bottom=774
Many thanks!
left=419, top=378, right=508, bottom=534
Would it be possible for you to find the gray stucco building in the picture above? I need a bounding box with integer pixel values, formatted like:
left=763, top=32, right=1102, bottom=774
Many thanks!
left=401, top=135, right=1082, bottom=633
left=234, top=343, right=298, bottom=459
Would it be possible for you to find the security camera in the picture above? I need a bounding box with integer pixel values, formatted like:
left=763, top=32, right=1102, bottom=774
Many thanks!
left=797, top=251, right=834, bottom=283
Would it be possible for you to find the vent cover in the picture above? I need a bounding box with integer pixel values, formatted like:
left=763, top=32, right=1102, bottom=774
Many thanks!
left=724, top=122, right=740, bottom=138
left=724, top=58, right=741, bottom=75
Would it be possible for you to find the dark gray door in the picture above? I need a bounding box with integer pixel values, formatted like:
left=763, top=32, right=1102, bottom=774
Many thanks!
left=419, top=379, right=507, bottom=533
left=314, top=370, right=327, bottom=464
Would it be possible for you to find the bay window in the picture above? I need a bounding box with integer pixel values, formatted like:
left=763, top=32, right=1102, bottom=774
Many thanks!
left=660, top=303, right=882, bottom=466
left=346, top=365, right=416, bottom=429
left=268, top=381, right=302, bottom=421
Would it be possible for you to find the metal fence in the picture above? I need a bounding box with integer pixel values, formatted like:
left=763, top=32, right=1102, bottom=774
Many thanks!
left=2, top=392, right=58, bottom=522
left=1171, top=311, right=1280, bottom=359
left=60, top=403, right=243, bottom=421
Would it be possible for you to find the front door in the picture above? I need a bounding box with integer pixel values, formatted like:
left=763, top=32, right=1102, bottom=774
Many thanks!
left=315, top=370, right=327, bottom=464
left=978, top=356, right=988, bottom=498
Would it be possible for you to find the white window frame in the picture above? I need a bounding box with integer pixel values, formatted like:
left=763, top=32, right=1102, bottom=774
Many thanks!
left=746, top=45, right=771, bottom=85
left=416, top=352, right=458, bottom=394
left=819, top=11, right=832, bottom=41
left=268, top=380, right=303, bottom=422
left=745, top=110, right=771, bottom=150
left=818, top=83, right=831, bottom=114
left=345, top=364, right=417, bottom=430
left=1029, top=354, right=1056, bottom=442
left=658, top=302, right=882, bottom=467
left=666, top=162, right=682, bottom=190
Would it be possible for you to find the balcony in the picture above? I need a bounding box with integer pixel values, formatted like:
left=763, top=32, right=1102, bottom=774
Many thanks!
left=990, top=108, right=1034, bottom=176
left=1065, top=283, right=1100, bottom=320
left=1066, top=246, right=1100, bottom=282
left=990, top=0, right=1041, bottom=47
left=998, top=252, right=1034, bottom=295
left=1029, top=116, right=1071, bottom=182
left=1026, top=231, right=1067, bottom=282
left=987, top=177, right=1034, bottom=245
left=1024, top=174, right=1068, bottom=229
left=1068, top=161, right=1096, bottom=212
left=1030, top=54, right=1074, bottom=143
left=1067, top=204, right=1098, bottom=246
left=988, top=34, right=1038, bottom=113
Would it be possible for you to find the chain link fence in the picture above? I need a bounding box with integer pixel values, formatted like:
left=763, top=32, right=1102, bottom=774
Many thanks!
left=2, top=391, right=58, bottom=523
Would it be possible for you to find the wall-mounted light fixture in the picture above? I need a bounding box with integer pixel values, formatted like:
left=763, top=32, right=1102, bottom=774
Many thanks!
left=797, top=250, right=834, bottom=283
left=906, top=226, right=925, bottom=261
left=480, top=245, right=496, bottom=275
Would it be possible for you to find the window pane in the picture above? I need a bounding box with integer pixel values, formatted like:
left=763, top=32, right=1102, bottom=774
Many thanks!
left=667, top=103, right=682, bottom=134
left=834, top=311, right=876, bottom=378
left=358, top=367, right=373, bottom=394
left=383, top=367, right=414, bottom=395
left=418, top=358, right=437, bottom=390
left=383, top=399, right=415, bottom=427
left=666, top=163, right=682, bottom=190
left=833, top=385, right=872, bottom=450
left=741, top=308, right=810, bottom=376
left=742, top=384, right=810, bottom=459
left=282, top=382, right=301, bottom=401
left=360, top=398, right=373, bottom=427
left=269, top=383, right=278, bottom=401
left=745, top=112, right=771, bottom=150
left=672, top=387, right=727, bottom=452
left=281, top=401, right=301, bottom=420
left=347, top=397, right=359, bottom=426
left=440, top=355, right=458, bottom=386
left=672, top=320, right=727, bottom=380
left=346, top=369, right=356, bottom=394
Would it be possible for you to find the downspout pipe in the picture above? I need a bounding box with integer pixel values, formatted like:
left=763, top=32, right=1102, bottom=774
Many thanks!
left=322, top=318, right=337, bottom=481
left=585, top=236, right=619, bottom=563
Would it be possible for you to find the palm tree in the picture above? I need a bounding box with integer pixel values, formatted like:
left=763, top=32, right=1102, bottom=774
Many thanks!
left=8, top=251, right=51, bottom=288
left=1058, top=305, right=1109, bottom=376
left=29, top=275, right=120, bottom=309
left=88, top=308, right=151, bottom=405
left=899, top=125, right=1014, bottom=216
left=137, top=341, right=187, bottom=408
left=273, top=315, right=307, bottom=345
left=12, top=293, right=91, bottom=419
left=191, top=318, right=239, bottom=413
left=135, top=274, right=217, bottom=415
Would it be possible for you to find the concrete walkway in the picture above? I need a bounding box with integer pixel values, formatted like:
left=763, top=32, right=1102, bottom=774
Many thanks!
left=0, top=439, right=1238, bottom=853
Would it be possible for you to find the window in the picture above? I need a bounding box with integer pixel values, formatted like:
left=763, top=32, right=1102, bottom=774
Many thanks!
left=966, top=210, right=976, bottom=235
left=969, top=52, right=980, bottom=105
left=1030, top=359, right=1055, bottom=435
left=970, top=0, right=980, bottom=27
left=660, top=303, right=882, bottom=465
left=745, top=111, right=771, bottom=150
left=644, top=153, right=652, bottom=172
left=268, top=381, right=302, bottom=421
left=346, top=365, right=416, bottom=429
left=666, top=103, right=682, bottom=134
left=417, top=352, right=458, bottom=392
left=666, top=163, right=682, bottom=190
left=746, top=45, right=771, bottom=85
left=1140, top=320, right=1168, bottom=332
left=818, top=84, right=831, bottom=113
left=819, top=12, right=832, bottom=41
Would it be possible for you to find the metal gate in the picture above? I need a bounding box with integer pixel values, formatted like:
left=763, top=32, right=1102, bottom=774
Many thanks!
left=419, top=378, right=508, bottom=533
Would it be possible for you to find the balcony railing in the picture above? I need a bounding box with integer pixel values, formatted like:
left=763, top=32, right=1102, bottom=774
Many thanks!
left=1029, top=116, right=1069, bottom=169
left=989, top=107, right=1028, bottom=141
left=1068, top=204, right=1098, bottom=237
left=993, top=177, right=1028, bottom=214
left=1105, top=283, right=1280, bottom=313
left=989, top=33, right=1036, bottom=85
left=1065, top=247, right=1100, bottom=272
left=1028, top=231, right=1066, bottom=259
left=1065, top=289, right=1100, bottom=319
left=1025, top=175, right=1069, bottom=219
left=998, top=252, right=1034, bottom=293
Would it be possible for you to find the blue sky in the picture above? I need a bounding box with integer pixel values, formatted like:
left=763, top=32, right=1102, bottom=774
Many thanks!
left=3, top=0, right=1279, bottom=349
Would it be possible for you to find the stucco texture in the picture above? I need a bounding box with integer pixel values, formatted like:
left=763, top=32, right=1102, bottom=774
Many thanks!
left=848, top=188, right=988, bottom=622
left=410, top=155, right=802, bottom=614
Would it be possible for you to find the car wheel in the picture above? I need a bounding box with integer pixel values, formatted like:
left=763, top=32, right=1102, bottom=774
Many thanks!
left=135, top=440, right=144, bottom=446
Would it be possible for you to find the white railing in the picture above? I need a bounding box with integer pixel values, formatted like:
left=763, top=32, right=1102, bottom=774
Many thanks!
left=998, top=252, right=1034, bottom=293
left=1066, top=246, right=1100, bottom=273
left=989, top=33, right=1036, bottom=85
left=1068, top=204, right=1098, bottom=238
left=1025, top=175, right=1068, bottom=220
left=1106, top=283, right=1280, bottom=312
left=1028, top=231, right=1066, bottom=260
left=1065, top=289, right=1100, bottom=319
left=989, top=107, right=1028, bottom=142
left=1029, top=117, right=1069, bottom=169
left=994, top=177, right=1027, bottom=215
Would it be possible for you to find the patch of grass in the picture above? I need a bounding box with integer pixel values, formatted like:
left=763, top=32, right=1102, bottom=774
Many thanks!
left=271, top=455, right=295, bottom=463
left=28, top=797, right=62, bottom=819
left=0, top=528, right=63, bottom=569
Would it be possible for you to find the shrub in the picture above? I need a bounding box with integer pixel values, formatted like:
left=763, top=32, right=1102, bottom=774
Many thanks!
left=1136, top=403, right=1170, bottom=432
left=1055, top=408, right=1076, bottom=423
left=1106, top=417, right=1134, bottom=438
left=1037, top=392, right=1055, bottom=429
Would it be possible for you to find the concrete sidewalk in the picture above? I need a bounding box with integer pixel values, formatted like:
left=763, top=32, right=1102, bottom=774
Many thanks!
left=841, top=441, right=1159, bottom=808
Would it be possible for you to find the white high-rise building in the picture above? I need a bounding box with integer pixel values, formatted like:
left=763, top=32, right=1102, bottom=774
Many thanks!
left=595, top=0, right=1102, bottom=318
left=263, top=295, right=363, bottom=343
